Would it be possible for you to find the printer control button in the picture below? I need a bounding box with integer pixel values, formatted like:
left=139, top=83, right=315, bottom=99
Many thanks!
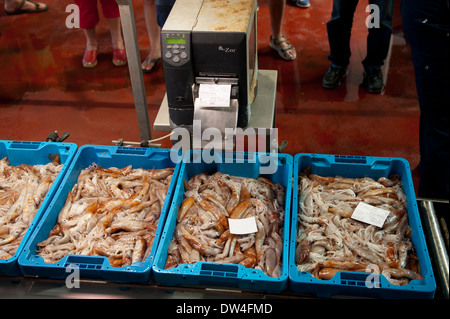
left=173, top=56, right=180, bottom=63
left=180, top=52, right=188, bottom=59
left=180, top=46, right=185, bottom=50
left=172, top=49, right=180, bottom=54
left=165, top=52, right=172, bottom=59
left=173, top=45, right=179, bottom=49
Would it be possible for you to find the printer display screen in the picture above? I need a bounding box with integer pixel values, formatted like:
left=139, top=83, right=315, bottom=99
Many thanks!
left=166, top=37, right=186, bottom=44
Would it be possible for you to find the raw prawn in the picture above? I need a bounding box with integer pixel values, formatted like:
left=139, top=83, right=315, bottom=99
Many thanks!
left=296, top=171, right=423, bottom=286
left=164, top=172, right=285, bottom=277
left=37, top=164, right=174, bottom=267
left=0, top=157, right=62, bottom=259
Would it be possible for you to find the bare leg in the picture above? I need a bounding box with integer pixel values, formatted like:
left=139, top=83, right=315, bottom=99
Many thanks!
left=82, top=27, right=98, bottom=68
left=106, top=17, right=126, bottom=66
left=269, top=0, right=296, bottom=60
left=84, top=27, right=98, bottom=51
left=269, top=0, right=284, bottom=39
left=142, top=0, right=162, bottom=71
left=106, top=17, right=125, bottom=50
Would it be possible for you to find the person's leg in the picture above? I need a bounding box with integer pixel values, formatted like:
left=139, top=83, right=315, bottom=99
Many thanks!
left=100, top=0, right=126, bottom=66
left=401, top=0, right=450, bottom=199
left=322, top=0, right=358, bottom=89
left=83, top=28, right=98, bottom=52
left=360, top=0, right=394, bottom=93
left=326, top=0, right=359, bottom=68
left=75, top=0, right=100, bottom=31
left=74, top=0, right=100, bottom=67
left=269, top=0, right=296, bottom=60
left=100, top=0, right=124, bottom=50
left=363, top=0, right=394, bottom=70
left=142, top=0, right=162, bottom=72
left=106, top=16, right=127, bottom=66
left=105, top=17, right=125, bottom=51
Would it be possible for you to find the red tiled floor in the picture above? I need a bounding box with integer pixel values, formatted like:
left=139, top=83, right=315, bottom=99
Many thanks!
left=0, top=0, right=421, bottom=192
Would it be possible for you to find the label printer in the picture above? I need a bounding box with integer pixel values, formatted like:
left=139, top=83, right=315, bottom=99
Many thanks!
left=161, top=0, right=258, bottom=134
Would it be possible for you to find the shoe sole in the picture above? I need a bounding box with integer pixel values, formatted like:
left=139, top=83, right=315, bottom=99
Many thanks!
left=367, top=87, right=383, bottom=94
left=83, top=61, right=98, bottom=69
left=113, top=60, right=127, bottom=67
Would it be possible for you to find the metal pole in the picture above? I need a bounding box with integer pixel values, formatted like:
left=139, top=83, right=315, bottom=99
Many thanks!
left=419, top=200, right=449, bottom=299
left=115, top=0, right=152, bottom=145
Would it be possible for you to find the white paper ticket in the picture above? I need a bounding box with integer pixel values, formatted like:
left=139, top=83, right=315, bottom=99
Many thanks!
left=351, top=202, right=390, bottom=228
left=198, top=84, right=231, bottom=107
left=228, top=216, right=258, bottom=235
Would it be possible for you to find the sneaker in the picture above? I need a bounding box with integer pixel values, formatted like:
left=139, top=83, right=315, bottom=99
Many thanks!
left=362, top=67, right=383, bottom=93
left=322, top=64, right=348, bottom=89
left=295, top=0, right=311, bottom=8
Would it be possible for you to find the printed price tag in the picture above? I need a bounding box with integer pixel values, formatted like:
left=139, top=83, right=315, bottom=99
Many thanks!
left=351, top=202, right=390, bottom=228
left=198, top=84, right=231, bottom=107
left=228, top=217, right=258, bottom=235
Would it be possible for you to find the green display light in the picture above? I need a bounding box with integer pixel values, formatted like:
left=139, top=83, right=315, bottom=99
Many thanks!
left=166, top=37, right=186, bottom=44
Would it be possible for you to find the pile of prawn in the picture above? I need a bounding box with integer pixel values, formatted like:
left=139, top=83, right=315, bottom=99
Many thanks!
left=164, top=172, right=285, bottom=278
left=37, top=164, right=174, bottom=267
left=1, top=157, right=62, bottom=260
left=295, top=170, right=423, bottom=286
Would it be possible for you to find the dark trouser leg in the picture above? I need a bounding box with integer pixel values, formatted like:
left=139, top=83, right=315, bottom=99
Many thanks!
left=326, top=0, right=359, bottom=68
left=401, top=0, right=450, bottom=199
left=156, top=0, right=176, bottom=28
left=363, top=0, right=394, bottom=70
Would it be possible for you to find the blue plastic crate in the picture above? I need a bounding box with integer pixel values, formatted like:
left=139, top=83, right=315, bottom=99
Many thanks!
left=0, top=140, right=78, bottom=276
left=18, top=145, right=181, bottom=283
left=289, top=153, right=436, bottom=298
left=152, top=151, right=293, bottom=293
